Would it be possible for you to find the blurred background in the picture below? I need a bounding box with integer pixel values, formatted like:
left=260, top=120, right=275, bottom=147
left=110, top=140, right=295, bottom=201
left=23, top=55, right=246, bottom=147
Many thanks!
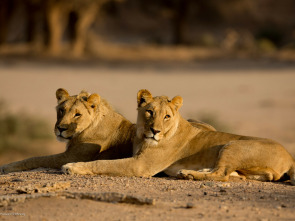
left=1, top=0, right=295, bottom=59
left=0, top=0, right=295, bottom=164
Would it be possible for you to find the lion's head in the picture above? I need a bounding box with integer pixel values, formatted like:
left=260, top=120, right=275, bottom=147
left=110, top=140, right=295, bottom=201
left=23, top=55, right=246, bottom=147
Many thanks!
left=136, top=89, right=183, bottom=146
left=54, top=88, right=101, bottom=142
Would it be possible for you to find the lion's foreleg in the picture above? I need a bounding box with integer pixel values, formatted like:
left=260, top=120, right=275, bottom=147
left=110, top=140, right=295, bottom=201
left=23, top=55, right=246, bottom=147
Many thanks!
left=0, top=152, right=76, bottom=174
left=62, top=158, right=147, bottom=176
left=62, top=143, right=186, bottom=177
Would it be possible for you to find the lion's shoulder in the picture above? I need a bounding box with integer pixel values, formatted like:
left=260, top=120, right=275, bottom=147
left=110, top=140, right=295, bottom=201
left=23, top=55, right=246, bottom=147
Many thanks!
left=187, top=119, right=216, bottom=131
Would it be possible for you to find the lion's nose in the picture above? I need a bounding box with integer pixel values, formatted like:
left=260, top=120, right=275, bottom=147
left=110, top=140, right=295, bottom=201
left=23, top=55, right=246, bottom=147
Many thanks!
left=57, top=126, right=67, bottom=133
left=150, top=127, right=161, bottom=135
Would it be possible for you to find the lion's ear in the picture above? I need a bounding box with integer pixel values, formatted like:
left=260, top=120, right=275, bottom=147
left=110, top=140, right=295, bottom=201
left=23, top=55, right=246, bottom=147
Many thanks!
left=56, top=88, right=69, bottom=104
left=87, top=93, right=101, bottom=109
left=137, top=89, right=153, bottom=107
left=171, top=96, right=183, bottom=111
left=79, top=90, right=90, bottom=101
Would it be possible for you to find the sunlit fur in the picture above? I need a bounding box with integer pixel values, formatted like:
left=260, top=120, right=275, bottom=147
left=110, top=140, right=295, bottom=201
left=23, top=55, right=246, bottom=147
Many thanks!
left=0, top=88, right=135, bottom=174
left=135, top=95, right=181, bottom=151
left=62, top=89, right=295, bottom=185
left=54, top=89, right=102, bottom=143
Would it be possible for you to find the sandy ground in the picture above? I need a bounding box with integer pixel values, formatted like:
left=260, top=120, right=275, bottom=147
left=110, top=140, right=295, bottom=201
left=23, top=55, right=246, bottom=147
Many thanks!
left=0, top=60, right=295, bottom=220
left=0, top=169, right=295, bottom=221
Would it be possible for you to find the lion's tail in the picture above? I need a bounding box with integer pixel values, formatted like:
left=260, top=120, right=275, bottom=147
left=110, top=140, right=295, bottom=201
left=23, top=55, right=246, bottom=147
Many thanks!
left=287, top=161, right=295, bottom=186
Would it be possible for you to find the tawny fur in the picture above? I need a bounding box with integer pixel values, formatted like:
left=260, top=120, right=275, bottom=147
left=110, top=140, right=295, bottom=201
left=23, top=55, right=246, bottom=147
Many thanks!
left=0, top=88, right=135, bottom=174
left=62, top=89, right=295, bottom=185
left=0, top=88, right=214, bottom=174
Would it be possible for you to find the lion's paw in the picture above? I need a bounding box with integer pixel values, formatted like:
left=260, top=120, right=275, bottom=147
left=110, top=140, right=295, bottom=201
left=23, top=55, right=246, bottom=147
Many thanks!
left=0, top=166, right=5, bottom=175
left=0, top=165, right=10, bottom=175
left=177, top=169, right=195, bottom=180
left=62, top=162, right=92, bottom=175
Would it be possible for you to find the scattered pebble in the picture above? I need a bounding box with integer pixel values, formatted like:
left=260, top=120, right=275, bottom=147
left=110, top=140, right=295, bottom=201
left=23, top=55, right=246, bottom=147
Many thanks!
left=204, top=182, right=214, bottom=187
left=219, top=188, right=227, bottom=193
left=1, top=169, right=294, bottom=220
left=186, top=202, right=195, bottom=209
left=217, top=183, right=231, bottom=188
left=276, top=206, right=281, bottom=210
left=10, top=179, right=24, bottom=182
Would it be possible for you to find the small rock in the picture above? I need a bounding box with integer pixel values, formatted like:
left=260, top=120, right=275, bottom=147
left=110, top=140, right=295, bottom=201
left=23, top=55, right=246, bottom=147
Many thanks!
left=17, top=182, right=71, bottom=194
left=10, top=179, right=24, bottom=182
left=200, top=184, right=207, bottom=188
left=217, top=183, right=231, bottom=188
left=204, top=182, right=214, bottom=187
left=186, top=203, right=195, bottom=209
left=219, top=205, right=228, bottom=210
left=197, top=213, right=204, bottom=218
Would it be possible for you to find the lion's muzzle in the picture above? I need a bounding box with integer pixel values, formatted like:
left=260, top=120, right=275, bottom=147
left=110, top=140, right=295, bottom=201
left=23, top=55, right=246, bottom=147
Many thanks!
left=55, top=125, right=73, bottom=140
left=143, top=127, right=162, bottom=143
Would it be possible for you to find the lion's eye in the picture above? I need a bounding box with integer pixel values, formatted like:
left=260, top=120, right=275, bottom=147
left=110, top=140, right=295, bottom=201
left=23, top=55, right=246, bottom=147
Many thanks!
left=74, top=113, right=82, bottom=117
left=146, top=110, right=153, bottom=116
left=59, top=109, right=65, bottom=115
left=164, top=115, right=170, bottom=119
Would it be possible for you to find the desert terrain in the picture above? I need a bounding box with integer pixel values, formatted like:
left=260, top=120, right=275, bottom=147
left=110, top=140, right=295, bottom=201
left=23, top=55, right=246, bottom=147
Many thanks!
left=0, top=59, right=295, bottom=220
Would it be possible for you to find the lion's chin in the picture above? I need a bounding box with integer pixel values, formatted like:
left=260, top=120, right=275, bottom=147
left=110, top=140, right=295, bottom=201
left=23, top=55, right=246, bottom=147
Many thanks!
left=144, top=137, right=159, bottom=146
left=56, top=135, right=72, bottom=143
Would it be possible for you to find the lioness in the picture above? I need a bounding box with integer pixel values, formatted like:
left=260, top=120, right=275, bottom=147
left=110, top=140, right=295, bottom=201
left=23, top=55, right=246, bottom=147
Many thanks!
left=62, top=89, right=295, bottom=185
left=0, top=88, right=214, bottom=174
left=0, top=88, right=135, bottom=174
